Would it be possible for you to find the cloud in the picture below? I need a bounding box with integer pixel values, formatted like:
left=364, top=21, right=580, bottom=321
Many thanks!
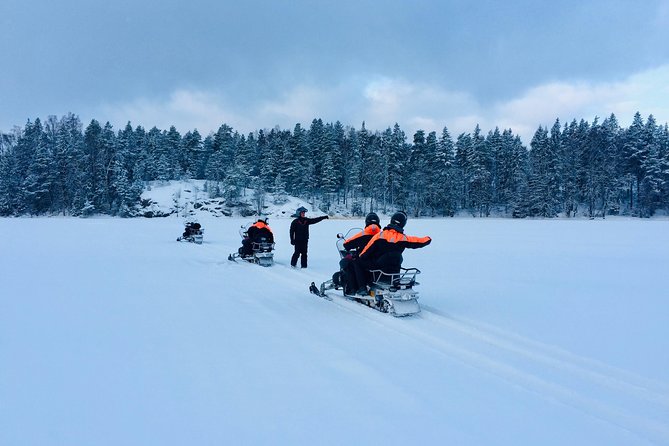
left=96, top=89, right=252, bottom=135
left=492, top=64, right=669, bottom=142
left=95, top=64, right=669, bottom=145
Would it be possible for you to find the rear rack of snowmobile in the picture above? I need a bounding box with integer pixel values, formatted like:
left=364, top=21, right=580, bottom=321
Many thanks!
left=252, top=241, right=275, bottom=253
left=369, top=268, right=420, bottom=291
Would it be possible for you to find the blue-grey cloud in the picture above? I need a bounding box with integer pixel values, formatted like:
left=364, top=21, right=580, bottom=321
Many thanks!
left=91, top=64, right=669, bottom=146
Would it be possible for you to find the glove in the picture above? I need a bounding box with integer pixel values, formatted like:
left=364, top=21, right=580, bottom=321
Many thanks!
left=291, top=240, right=295, bottom=245
left=325, top=215, right=329, bottom=219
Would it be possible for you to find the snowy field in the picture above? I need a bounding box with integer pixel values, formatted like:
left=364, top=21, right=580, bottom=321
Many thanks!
left=1, top=216, right=668, bottom=445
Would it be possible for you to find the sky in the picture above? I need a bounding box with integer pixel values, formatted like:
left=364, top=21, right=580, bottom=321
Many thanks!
left=2, top=0, right=669, bottom=145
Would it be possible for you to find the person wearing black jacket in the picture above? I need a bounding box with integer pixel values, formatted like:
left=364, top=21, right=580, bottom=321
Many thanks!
left=289, top=206, right=328, bottom=268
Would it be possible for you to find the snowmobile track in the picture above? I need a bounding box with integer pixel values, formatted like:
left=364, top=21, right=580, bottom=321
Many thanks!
left=218, top=262, right=669, bottom=444
left=377, top=309, right=669, bottom=445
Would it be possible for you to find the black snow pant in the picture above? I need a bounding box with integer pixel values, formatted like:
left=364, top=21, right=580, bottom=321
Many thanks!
left=240, top=238, right=253, bottom=256
left=339, top=257, right=358, bottom=294
left=291, top=240, right=309, bottom=268
left=352, top=258, right=371, bottom=291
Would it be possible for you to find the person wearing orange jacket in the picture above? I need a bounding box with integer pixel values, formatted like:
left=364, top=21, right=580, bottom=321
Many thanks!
left=343, top=212, right=381, bottom=252
left=352, top=211, right=431, bottom=295
left=339, top=212, right=381, bottom=294
left=240, top=218, right=273, bottom=256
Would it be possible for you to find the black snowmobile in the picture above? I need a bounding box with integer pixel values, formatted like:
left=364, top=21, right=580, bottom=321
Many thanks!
left=309, top=228, right=422, bottom=316
left=228, top=223, right=275, bottom=267
left=177, top=221, right=204, bottom=244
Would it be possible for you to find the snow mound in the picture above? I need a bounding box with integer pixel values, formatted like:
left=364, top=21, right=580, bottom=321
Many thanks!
left=138, top=180, right=329, bottom=219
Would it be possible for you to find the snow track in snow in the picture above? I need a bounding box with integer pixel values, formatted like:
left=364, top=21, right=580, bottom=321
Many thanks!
left=312, top=291, right=669, bottom=444
left=188, top=225, right=669, bottom=445
left=262, top=264, right=669, bottom=445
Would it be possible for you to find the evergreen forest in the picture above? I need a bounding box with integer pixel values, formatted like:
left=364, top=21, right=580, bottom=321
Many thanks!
left=1, top=111, right=668, bottom=218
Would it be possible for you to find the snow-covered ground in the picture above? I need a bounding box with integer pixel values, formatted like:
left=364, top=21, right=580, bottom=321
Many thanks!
left=1, top=214, right=668, bottom=445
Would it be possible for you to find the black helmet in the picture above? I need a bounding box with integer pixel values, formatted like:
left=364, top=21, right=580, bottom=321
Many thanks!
left=390, top=211, right=407, bottom=228
left=296, top=206, right=308, bottom=214
left=258, top=217, right=268, bottom=224
left=365, top=212, right=380, bottom=227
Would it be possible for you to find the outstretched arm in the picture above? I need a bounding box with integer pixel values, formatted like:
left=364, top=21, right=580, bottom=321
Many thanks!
left=307, top=215, right=328, bottom=225
left=402, top=235, right=431, bottom=249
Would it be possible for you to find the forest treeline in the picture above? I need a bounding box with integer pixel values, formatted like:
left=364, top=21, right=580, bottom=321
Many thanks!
left=0, top=111, right=667, bottom=218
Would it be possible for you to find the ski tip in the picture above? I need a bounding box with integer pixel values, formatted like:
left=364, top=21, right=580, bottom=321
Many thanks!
left=309, top=282, right=322, bottom=297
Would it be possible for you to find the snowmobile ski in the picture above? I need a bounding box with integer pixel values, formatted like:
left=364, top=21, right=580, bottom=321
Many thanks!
left=310, top=282, right=333, bottom=301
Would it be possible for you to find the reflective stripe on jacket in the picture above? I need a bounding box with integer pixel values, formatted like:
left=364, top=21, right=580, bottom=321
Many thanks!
left=358, top=228, right=431, bottom=260
left=343, top=224, right=380, bottom=252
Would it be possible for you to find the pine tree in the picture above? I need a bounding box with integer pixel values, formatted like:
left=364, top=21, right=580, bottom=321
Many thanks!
left=406, top=129, right=427, bottom=216
left=22, top=136, right=53, bottom=214
left=387, top=123, right=407, bottom=210
left=0, top=133, right=19, bottom=215
left=434, top=126, right=457, bottom=216
left=358, top=123, right=381, bottom=212
left=288, top=123, right=310, bottom=195
left=638, top=115, right=664, bottom=216
left=622, top=112, right=646, bottom=214
left=486, top=127, right=503, bottom=210
left=455, top=132, right=473, bottom=210
left=561, top=120, right=582, bottom=217
left=527, top=125, right=559, bottom=217
left=165, top=126, right=182, bottom=179
left=308, top=118, right=326, bottom=192
left=81, top=119, right=107, bottom=214
left=469, top=125, right=492, bottom=217
left=51, top=114, right=84, bottom=214
left=329, top=121, right=346, bottom=203
left=506, top=131, right=529, bottom=218
left=342, top=126, right=362, bottom=209
left=181, top=129, right=203, bottom=179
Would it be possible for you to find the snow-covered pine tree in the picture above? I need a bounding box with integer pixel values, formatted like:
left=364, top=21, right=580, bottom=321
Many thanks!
left=455, top=132, right=473, bottom=211
left=638, top=115, right=665, bottom=216
left=288, top=123, right=310, bottom=196
left=560, top=120, right=581, bottom=217
left=527, top=125, right=558, bottom=217
left=469, top=125, right=492, bottom=217
left=406, top=130, right=427, bottom=216
left=387, top=123, right=407, bottom=211
left=340, top=125, right=361, bottom=209
left=622, top=112, right=646, bottom=214
left=434, top=126, right=457, bottom=216
left=22, top=134, right=53, bottom=214
left=181, top=129, right=203, bottom=179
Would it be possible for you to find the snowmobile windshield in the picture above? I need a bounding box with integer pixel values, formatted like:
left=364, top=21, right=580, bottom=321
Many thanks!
left=336, top=227, right=362, bottom=254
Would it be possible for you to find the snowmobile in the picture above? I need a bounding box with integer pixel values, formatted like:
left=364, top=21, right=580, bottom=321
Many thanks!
left=177, top=221, right=204, bottom=244
left=309, top=228, right=422, bottom=317
left=228, top=224, right=275, bottom=267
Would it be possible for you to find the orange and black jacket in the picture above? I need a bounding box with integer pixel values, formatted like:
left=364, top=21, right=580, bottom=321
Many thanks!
left=358, top=226, right=431, bottom=262
left=248, top=221, right=274, bottom=243
left=343, top=224, right=380, bottom=253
